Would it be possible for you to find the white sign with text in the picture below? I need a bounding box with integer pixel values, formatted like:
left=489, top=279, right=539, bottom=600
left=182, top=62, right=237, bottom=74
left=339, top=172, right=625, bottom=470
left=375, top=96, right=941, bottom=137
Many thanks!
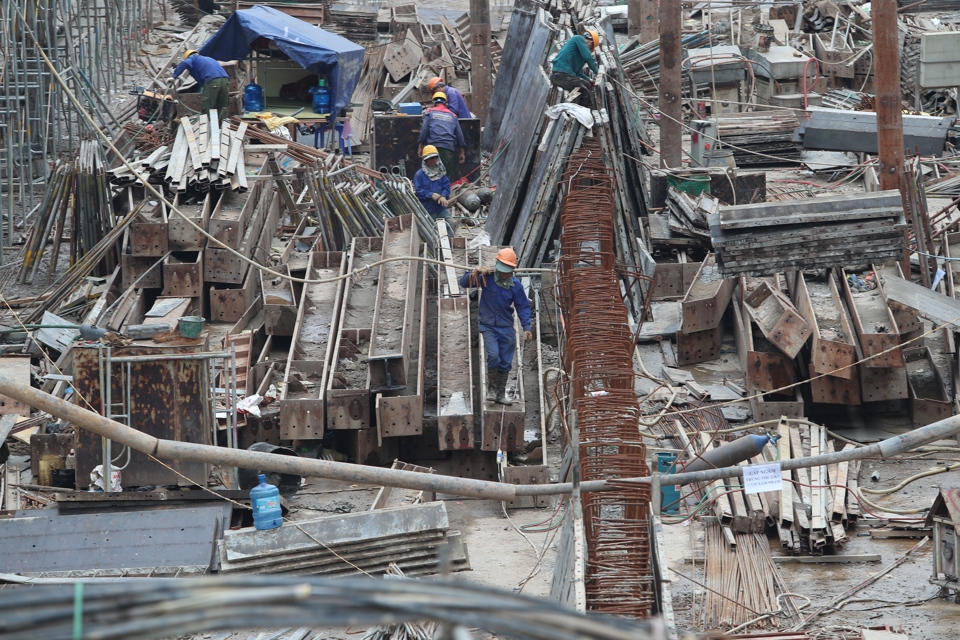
left=742, top=462, right=783, bottom=495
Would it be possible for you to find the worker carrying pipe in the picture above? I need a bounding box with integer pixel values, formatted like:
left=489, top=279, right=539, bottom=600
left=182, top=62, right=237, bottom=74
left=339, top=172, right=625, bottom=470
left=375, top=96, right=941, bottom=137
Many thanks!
left=171, top=49, right=230, bottom=122
left=550, top=30, right=600, bottom=109
left=425, top=77, right=472, bottom=119
left=459, top=248, right=532, bottom=405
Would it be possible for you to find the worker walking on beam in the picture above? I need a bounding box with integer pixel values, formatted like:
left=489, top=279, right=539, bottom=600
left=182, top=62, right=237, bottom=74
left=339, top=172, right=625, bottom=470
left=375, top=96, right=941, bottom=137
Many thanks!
left=550, top=30, right=599, bottom=108
left=172, top=49, right=230, bottom=122
left=418, top=92, right=466, bottom=175
left=426, top=77, right=472, bottom=119
left=413, top=145, right=454, bottom=236
left=459, top=248, right=532, bottom=405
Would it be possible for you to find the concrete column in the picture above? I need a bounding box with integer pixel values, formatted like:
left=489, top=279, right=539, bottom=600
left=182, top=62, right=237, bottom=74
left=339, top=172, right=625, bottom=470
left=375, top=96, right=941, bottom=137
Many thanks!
left=659, top=0, right=683, bottom=168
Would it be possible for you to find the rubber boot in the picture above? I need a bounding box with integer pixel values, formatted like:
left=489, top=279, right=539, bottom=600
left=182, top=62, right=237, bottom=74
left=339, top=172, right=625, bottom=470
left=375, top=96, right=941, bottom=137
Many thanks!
left=485, top=368, right=498, bottom=402
left=496, top=370, right=513, bottom=405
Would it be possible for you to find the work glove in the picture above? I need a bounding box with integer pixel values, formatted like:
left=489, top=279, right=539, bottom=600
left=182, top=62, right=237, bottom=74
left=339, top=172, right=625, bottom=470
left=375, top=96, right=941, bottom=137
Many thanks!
left=524, top=330, right=533, bottom=343
left=437, top=196, right=449, bottom=207
left=474, top=266, right=494, bottom=276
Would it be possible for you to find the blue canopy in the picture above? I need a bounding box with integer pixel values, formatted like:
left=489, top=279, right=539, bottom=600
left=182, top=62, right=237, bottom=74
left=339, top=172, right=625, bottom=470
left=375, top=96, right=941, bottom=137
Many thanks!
left=199, top=5, right=365, bottom=117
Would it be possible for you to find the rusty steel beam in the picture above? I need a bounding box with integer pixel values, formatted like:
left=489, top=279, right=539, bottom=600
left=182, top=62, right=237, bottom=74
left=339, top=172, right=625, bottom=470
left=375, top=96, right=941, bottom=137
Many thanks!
left=438, top=296, right=474, bottom=450
left=732, top=295, right=796, bottom=394
left=839, top=267, right=904, bottom=368
left=680, top=253, right=734, bottom=333
left=376, top=248, right=427, bottom=440
left=369, top=215, right=419, bottom=393
left=327, top=237, right=382, bottom=431
left=469, top=0, right=492, bottom=123
left=743, top=280, right=812, bottom=360
left=659, top=0, right=682, bottom=168
left=279, top=251, right=346, bottom=440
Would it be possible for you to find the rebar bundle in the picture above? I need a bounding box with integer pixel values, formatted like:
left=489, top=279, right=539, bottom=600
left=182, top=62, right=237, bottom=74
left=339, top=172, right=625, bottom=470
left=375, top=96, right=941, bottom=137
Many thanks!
left=557, top=137, right=654, bottom=618
left=0, top=0, right=153, bottom=252
left=18, top=139, right=115, bottom=285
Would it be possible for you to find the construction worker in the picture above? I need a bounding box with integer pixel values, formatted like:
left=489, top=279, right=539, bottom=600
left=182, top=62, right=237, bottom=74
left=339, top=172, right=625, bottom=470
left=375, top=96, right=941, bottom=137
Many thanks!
left=172, top=50, right=230, bottom=122
left=426, top=77, right=472, bottom=119
left=418, top=92, right=466, bottom=177
left=413, top=145, right=453, bottom=236
left=459, top=248, right=532, bottom=405
left=550, top=30, right=599, bottom=108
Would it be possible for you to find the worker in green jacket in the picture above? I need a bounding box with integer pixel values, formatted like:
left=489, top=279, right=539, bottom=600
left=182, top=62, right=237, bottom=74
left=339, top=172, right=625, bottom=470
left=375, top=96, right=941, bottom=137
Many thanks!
left=551, top=30, right=600, bottom=108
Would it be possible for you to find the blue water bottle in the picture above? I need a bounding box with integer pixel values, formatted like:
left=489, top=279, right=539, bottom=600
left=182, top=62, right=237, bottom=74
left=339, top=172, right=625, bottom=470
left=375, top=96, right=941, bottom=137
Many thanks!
left=250, top=473, right=282, bottom=530
left=311, top=78, right=331, bottom=115
left=243, top=81, right=264, bottom=112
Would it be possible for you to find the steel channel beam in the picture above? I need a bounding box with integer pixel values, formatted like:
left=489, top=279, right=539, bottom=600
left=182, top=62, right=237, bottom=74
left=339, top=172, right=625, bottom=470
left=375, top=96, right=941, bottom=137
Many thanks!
left=327, top=237, right=382, bottom=431
left=368, top=214, right=418, bottom=392
left=680, top=253, right=734, bottom=333
left=437, top=295, right=474, bottom=450
left=280, top=251, right=346, bottom=440
left=377, top=245, right=426, bottom=440
left=840, top=266, right=904, bottom=368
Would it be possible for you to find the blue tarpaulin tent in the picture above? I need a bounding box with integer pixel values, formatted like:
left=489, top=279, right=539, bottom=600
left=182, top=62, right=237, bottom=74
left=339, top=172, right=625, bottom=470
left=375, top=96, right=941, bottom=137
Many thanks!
left=198, top=5, right=365, bottom=117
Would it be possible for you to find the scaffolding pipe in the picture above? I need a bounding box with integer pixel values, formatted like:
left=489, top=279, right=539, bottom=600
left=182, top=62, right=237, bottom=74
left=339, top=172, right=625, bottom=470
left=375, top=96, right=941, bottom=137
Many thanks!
left=3, top=374, right=960, bottom=502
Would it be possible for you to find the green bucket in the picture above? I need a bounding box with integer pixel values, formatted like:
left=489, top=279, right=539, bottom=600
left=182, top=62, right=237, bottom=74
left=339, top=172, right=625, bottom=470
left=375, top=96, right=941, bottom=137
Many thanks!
left=178, top=316, right=205, bottom=339
left=667, top=173, right=711, bottom=197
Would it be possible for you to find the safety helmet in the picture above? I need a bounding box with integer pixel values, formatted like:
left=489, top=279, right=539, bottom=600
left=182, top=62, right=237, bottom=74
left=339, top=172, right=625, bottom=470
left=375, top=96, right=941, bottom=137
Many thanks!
left=584, top=30, right=599, bottom=50
left=183, top=49, right=199, bottom=60
left=421, top=145, right=440, bottom=159
left=495, top=247, right=518, bottom=270
left=427, top=77, right=444, bottom=92
left=432, top=91, right=448, bottom=104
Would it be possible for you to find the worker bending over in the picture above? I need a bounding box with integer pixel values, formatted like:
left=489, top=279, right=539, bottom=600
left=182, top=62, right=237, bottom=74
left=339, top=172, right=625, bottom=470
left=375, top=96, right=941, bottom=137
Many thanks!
left=459, top=248, right=532, bottom=405
left=413, top=145, right=454, bottom=236
left=172, top=50, right=230, bottom=122
left=550, top=30, right=599, bottom=108
left=418, top=92, right=466, bottom=174
left=426, top=77, right=472, bottom=119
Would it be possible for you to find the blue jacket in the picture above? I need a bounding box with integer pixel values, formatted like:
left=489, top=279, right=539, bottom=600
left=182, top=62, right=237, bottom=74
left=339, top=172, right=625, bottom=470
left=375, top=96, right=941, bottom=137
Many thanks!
left=413, top=169, right=451, bottom=215
left=443, top=87, right=472, bottom=119
left=459, top=271, right=531, bottom=331
left=552, top=36, right=598, bottom=80
left=173, top=55, right=228, bottom=88
left=418, top=105, right=465, bottom=152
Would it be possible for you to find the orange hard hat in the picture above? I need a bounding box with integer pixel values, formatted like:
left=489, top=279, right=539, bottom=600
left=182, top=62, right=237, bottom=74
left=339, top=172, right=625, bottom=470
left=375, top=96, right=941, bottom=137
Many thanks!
left=495, top=247, right=518, bottom=269
left=584, top=30, right=599, bottom=50
left=427, top=77, right=444, bottom=92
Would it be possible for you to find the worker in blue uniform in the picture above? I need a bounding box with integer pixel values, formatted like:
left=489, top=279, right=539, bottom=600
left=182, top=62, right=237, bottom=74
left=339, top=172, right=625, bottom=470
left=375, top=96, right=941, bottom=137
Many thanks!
left=418, top=92, right=466, bottom=176
left=427, top=77, right=472, bottom=119
left=413, top=145, right=453, bottom=236
left=172, top=49, right=230, bottom=122
left=459, top=248, right=532, bottom=405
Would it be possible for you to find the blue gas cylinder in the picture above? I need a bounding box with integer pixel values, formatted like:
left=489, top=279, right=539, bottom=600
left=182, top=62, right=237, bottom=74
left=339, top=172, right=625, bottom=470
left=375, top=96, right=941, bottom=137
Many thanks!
left=311, top=78, right=331, bottom=115
left=250, top=473, right=282, bottom=530
left=243, top=82, right=264, bottom=113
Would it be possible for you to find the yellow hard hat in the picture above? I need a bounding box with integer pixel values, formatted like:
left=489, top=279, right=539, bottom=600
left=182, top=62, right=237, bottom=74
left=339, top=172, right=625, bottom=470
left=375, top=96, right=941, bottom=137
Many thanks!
left=427, top=77, right=443, bottom=92
left=184, top=49, right=198, bottom=60
left=421, top=145, right=440, bottom=158
left=432, top=91, right=448, bottom=103
left=495, top=247, right=518, bottom=269
left=584, top=30, right=599, bottom=50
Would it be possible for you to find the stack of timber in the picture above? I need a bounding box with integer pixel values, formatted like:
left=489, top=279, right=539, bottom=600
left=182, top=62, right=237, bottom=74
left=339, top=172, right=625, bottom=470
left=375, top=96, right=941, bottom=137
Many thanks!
left=217, top=502, right=469, bottom=577
left=327, top=4, right=378, bottom=43
left=713, top=110, right=801, bottom=167
left=710, top=191, right=907, bottom=277
left=774, top=420, right=858, bottom=555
